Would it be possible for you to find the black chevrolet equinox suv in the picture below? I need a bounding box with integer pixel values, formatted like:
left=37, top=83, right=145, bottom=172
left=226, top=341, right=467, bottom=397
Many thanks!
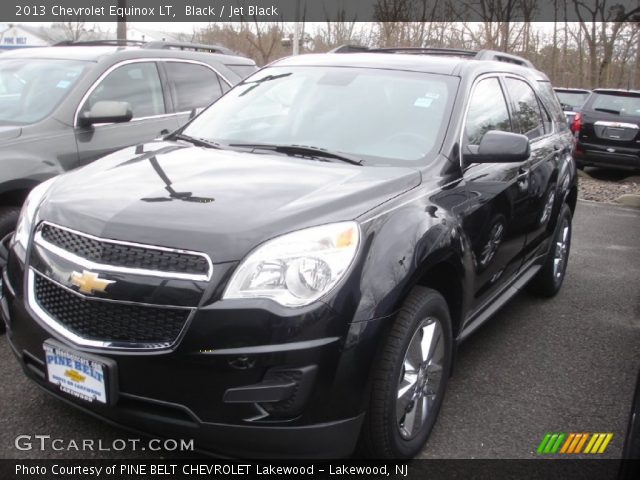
left=1, top=47, right=577, bottom=458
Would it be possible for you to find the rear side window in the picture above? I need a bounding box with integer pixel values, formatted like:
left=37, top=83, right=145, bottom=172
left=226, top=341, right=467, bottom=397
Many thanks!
left=165, top=62, right=223, bottom=111
left=504, top=78, right=544, bottom=140
left=538, top=81, right=568, bottom=131
left=589, top=93, right=640, bottom=117
left=465, top=77, right=512, bottom=145
left=81, top=62, right=165, bottom=119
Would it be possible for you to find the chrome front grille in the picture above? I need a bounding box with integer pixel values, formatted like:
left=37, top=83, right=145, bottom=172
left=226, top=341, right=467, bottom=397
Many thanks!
left=40, top=223, right=211, bottom=278
left=28, top=222, right=211, bottom=349
left=34, top=273, right=189, bottom=345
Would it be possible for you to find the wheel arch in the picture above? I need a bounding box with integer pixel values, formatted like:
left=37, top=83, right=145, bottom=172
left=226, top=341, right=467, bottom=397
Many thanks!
left=0, top=180, right=40, bottom=207
left=413, top=261, right=464, bottom=342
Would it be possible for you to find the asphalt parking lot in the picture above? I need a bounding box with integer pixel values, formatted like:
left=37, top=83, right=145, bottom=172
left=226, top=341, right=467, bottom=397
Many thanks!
left=0, top=200, right=639, bottom=459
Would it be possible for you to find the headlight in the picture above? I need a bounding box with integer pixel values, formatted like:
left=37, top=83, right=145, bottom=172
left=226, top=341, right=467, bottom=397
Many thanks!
left=12, top=178, right=56, bottom=261
left=223, top=222, right=360, bottom=307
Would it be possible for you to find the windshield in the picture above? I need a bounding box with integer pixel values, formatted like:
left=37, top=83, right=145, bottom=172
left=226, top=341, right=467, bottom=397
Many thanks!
left=183, top=66, right=457, bottom=166
left=590, top=92, right=640, bottom=117
left=0, top=58, right=89, bottom=125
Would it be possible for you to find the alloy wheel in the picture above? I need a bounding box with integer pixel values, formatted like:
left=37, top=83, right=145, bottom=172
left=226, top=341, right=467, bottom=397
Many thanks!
left=396, top=317, right=445, bottom=440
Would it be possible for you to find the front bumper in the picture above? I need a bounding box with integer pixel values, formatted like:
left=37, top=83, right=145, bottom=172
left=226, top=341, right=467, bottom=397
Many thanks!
left=2, top=253, right=385, bottom=458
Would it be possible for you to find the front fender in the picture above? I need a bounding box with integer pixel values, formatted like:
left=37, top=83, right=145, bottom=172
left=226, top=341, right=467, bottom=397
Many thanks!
left=324, top=195, right=469, bottom=417
left=0, top=154, right=63, bottom=197
left=338, top=199, right=467, bottom=323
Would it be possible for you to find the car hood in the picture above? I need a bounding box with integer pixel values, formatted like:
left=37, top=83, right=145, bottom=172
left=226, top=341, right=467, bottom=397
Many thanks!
left=0, top=126, right=22, bottom=141
left=39, top=141, right=421, bottom=262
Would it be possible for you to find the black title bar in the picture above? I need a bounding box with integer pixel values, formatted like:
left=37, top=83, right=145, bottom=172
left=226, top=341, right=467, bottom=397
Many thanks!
left=2, top=0, right=640, bottom=23
left=1, top=459, right=637, bottom=480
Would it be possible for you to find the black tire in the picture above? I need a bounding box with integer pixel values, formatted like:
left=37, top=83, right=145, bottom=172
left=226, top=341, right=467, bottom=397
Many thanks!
left=359, top=287, right=452, bottom=458
left=0, top=206, right=19, bottom=240
left=0, top=207, right=18, bottom=335
left=528, top=203, right=572, bottom=297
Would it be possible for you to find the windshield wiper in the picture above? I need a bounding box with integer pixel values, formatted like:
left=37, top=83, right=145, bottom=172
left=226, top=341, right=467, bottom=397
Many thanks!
left=238, top=73, right=293, bottom=97
left=594, top=107, right=621, bottom=115
left=228, top=143, right=364, bottom=166
left=172, top=133, right=222, bottom=149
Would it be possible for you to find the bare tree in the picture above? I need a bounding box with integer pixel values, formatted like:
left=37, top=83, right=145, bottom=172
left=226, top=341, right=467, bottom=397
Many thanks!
left=373, top=0, right=453, bottom=47
left=53, top=22, right=86, bottom=42
left=573, top=0, right=640, bottom=88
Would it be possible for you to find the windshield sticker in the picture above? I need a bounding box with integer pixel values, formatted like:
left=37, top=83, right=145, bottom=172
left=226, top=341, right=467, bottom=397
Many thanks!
left=56, top=80, right=71, bottom=89
left=414, top=97, right=433, bottom=108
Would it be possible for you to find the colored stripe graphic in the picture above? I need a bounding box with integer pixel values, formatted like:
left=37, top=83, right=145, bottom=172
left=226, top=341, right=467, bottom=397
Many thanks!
left=584, top=433, right=599, bottom=453
left=537, top=433, right=552, bottom=454
left=560, top=433, right=575, bottom=453
left=597, top=433, right=613, bottom=453
left=568, top=433, right=583, bottom=454
left=574, top=433, right=589, bottom=454
left=550, top=433, right=565, bottom=453
left=537, top=433, right=613, bottom=455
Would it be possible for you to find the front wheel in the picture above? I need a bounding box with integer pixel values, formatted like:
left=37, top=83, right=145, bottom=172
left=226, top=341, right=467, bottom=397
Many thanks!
left=0, top=206, right=19, bottom=241
left=0, top=207, right=19, bottom=335
left=528, top=203, right=572, bottom=297
left=359, top=287, right=452, bottom=458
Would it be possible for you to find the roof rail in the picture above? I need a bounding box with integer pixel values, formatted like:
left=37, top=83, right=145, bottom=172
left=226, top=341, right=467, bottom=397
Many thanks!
left=372, top=47, right=477, bottom=57
left=54, top=39, right=235, bottom=55
left=474, top=49, right=535, bottom=69
left=331, top=45, right=476, bottom=57
left=330, top=44, right=536, bottom=69
left=329, top=44, right=371, bottom=53
left=142, top=41, right=234, bottom=55
left=54, top=39, right=146, bottom=47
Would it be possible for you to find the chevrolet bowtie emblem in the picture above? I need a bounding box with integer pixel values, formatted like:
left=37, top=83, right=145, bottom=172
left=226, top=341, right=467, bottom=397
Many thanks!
left=64, top=369, right=86, bottom=383
left=70, top=270, right=115, bottom=295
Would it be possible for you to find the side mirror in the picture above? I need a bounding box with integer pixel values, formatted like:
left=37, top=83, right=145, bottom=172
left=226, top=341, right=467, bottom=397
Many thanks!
left=465, top=130, right=530, bottom=164
left=78, top=101, right=133, bottom=127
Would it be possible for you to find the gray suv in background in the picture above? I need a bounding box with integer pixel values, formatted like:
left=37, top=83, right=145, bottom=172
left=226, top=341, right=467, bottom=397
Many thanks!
left=0, top=40, right=256, bottom=242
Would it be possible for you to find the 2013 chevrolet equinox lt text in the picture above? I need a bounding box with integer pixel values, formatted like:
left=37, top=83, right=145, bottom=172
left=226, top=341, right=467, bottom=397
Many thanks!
left=0, top=47, right=577, bottom=459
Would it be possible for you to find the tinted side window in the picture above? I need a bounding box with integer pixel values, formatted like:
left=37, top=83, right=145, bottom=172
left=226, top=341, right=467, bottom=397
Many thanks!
left=538, top=81, right=569, bottom=129
left=165, top=62, right=223, bottom=111
left=540, top=102, right=553, bottom=134
left=82, top=62, right=165, bottom=118
left=465, top=77, right=512, bottom=145
left=505, top=78, right=544, bottom=139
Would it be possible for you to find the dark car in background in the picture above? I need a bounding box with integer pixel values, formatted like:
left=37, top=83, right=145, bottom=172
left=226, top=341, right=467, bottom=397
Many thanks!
left=553, top=87, right=591, bottom=126
left=0, top=40, right=256, bottom=243
left=2, top=47, right=577, bottom=458
left=572, top=88, right=640, bottom=170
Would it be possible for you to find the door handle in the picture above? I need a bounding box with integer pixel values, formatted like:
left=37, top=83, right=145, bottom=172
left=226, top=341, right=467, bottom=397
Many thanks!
left=517, top=167, right=529, bottom=190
